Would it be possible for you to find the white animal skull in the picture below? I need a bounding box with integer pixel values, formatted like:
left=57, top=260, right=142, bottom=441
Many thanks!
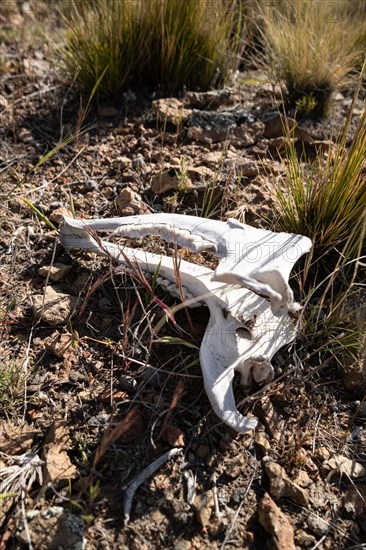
left=60, top=214, right=312, bottom=433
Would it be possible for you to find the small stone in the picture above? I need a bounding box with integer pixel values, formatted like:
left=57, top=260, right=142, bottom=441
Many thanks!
left=323, top=454, right=365, bottom=479
left=32, top=286, right=78, bottom=326
left=231, top=159, right=259, bottom=178
left=254, top=432, right=271, bottom=453
left=85, top=179, right=98, bottom=191
left=38, top=263, right=72, bottom=282
left=97, top=105, right=119, bottom=117
left=295, top=530, right=316, bottom=547
left=187, top=165, right=213, bottom=183
left=258, top=492, right=296, bottom=550
left=116, top=187, right=141, bottom=215
left=188, top=110, right=237, bottom=143
left=225, top=455, right=246, bottom=479
left=174, top=540, right=191, bottom=550
left=293, top=469, right=313, bottom=488
left=132, top=155, right=145, bottom=170
left=16, top=506, right=85, bottom=550
left=112, top=156, right=132, bottom=172
left=264, top=115, right=296, bottom=139
left=194, top=491, right=213, bottom=528
left=184, top=90, right=232, bottom=109
left=202, top=151, right=226, bottom=167
left=101, top=186, right=114, bottom=199
left=263, top=459, right=309, bottom=506
left=49, top=207, right=74, bottom=223
left=307, top=514, right=329, bottom=536
left=152, top=97, right=191, bottom=124
left=313, top=446, right=330, bottom=461
left=343, top=485, right=366, bottom=518
left=18, top=127, right=33, bottom=143
left=119, top=375, right=138, bottom=392
left=151, top=166, right=189, bottom=194
left=50, top=201, right=62, bottom=209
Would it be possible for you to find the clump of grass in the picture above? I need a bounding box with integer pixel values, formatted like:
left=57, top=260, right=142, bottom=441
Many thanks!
left=272, top=108, right=366, bottom=269
left=60, top=0, right=140, bottom=98
left=0, top=362, right=24, bottom=418
left=60, top=0, right=247, bottom=98
left=258, top=0, right=365, bottom=117
left=271, top=96, right=366, bottom=381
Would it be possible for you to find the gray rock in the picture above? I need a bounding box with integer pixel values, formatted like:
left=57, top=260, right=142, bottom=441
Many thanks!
left=16, top=506, right=85, bottom=550
left=188, top=109, right=256, bottom=143
left=307, top=514, right=329, bottom=536
left=38, top=263, right=72, bottom=282
left=132, top=154, right=145, bottom=170
left=32, top=286, right=78, bottom=326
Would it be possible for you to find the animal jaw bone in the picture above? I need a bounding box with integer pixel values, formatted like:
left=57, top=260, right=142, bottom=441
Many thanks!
left=60, top=215, right=311, bottom=433
left=60, top=214, right=312, bottom=315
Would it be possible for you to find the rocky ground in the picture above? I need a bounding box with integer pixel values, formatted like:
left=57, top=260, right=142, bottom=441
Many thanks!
left=0, top=8, right=366, bottom=550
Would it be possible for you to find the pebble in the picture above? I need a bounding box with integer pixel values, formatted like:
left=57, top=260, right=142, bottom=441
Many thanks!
left=263, top=458, right=309, bottom=506
left=132, top=154, right=145, bottom=170
left=307, top=514, right=329, bottom=536
left=38, top=263, right=72, bottom=282
left=119, top=374, right=138, bottom=392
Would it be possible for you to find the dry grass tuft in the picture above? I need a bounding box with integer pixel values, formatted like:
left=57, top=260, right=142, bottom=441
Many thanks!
left=272, top=109, right=366, bottom=266
left=59, top=0, right=247, bottom=98
left=258, top=0, right=365, bottom=117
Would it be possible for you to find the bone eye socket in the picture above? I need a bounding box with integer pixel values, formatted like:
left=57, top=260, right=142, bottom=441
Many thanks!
left=235, top=327, right=252, bottom=340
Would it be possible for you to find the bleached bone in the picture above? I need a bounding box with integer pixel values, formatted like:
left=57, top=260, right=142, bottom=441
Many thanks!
left=60, top=216, right=310, bottom=433
left=60, top=214, right=312, bottom=315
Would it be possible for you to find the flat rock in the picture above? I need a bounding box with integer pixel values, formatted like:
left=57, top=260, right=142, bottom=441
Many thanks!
left=42, top=421, right=78, bottom=484
left=38, top=263, right=72, bottom=282
left=0, top=421, right=40, bottom=455
left=258, top=492, right=296, bottom=550
left=264, top=114, right=313, bottom=143
left=32, top=286, right=78, bottom=326
left=184, top=90, right=232, bottom=109
left=226, top=159, right=259, bottom=178
left=188, top=109, right=257, bottom=143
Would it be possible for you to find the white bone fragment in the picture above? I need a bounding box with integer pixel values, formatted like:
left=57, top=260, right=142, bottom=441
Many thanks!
left=60, top=214, right=312, bottom=315
left=60, top=215, right=311, bottom=433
